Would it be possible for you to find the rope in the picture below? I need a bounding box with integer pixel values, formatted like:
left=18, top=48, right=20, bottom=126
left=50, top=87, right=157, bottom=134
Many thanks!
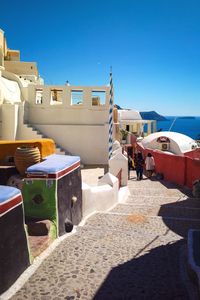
left=108, top=69, right=114, bottom=159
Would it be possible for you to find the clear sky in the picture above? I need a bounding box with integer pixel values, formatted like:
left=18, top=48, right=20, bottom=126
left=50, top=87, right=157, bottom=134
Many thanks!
left=1, top=0, right=200, bottom=115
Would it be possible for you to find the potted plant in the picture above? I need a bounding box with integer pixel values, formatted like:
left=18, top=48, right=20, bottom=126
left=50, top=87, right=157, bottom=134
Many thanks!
left=120, top=129, right=129, bottom=144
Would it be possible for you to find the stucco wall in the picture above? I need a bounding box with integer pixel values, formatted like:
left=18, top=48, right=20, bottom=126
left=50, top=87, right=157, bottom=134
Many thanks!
left=82, top=173, right=119, bottom=219
left=109, top=153, right=128, bottom=186
left=21, top=84, right=111, bottom=164
left=2, top=104, right=19, bottom=140
left=35, top=124, right=109, bottom=164
left=137, top=144, right=200, bottom=189
left=4, top=61, right=38, bottom=76
left=0, top=30, right=4, bottom=52
left=27, top=106, right=109, bottom=126
left=185, top=157, right=200, bottom=188
left=26, top=85, right=110, bottom=126
left=0, top=76, right=21, bottom=104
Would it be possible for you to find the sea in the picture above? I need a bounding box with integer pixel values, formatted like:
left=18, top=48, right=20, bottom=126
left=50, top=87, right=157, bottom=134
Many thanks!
left=156, top=116, right=200, bottom=140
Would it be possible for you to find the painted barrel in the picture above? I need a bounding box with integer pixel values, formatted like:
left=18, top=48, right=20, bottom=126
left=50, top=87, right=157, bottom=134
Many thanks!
left=14, top=146, right=41, bottom=176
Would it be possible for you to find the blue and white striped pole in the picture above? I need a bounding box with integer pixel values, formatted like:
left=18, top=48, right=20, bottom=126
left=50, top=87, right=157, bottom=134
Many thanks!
left=108, top=68, right=114, bottom=160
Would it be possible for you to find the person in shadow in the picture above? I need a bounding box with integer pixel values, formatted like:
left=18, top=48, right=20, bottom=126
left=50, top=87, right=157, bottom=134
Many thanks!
left=134, top=151, right=144, bottom=180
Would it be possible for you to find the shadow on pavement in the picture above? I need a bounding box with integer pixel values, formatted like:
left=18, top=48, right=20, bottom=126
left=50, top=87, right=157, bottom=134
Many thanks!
left=158, top=197, right=200, bottom=238
left=93, top=240, right=189, bottom=300
left=155, top=178, right=193, bottom=198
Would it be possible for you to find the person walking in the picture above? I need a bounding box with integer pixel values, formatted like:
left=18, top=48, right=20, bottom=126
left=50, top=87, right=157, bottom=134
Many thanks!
left=128, top=155, right=135, bottom=179
left=134, top=151, right=144, bottom=180
left=145, top=153, right=155, bottom=178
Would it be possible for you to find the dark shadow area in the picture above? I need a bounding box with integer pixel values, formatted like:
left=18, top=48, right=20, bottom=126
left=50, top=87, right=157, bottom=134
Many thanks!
left=158, top=197, right=200, bottom=238
left=93, top=240, right=189, bottom=300
left=151, top=177, right=193, bottom=198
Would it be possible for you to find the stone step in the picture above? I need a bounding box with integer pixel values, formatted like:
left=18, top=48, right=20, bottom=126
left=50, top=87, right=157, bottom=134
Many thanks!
left=26, top=124, right=72, bottom=155
left=82, top=212, right=200, bottom=238
left=128, top=187, right=189, bottom=197
left=126, top=196, right=200, bottom=207
left=128, top=179, right=179, bottom=189
left=110, top=204, right=200, bottom=220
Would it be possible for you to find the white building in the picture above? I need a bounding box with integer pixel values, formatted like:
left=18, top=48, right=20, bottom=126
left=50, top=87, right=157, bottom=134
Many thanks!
left=0, top=29, right=112, bottom=165
left=140, top=131, right=198, bottom=155
left=117, top=109, right=157, bottom=136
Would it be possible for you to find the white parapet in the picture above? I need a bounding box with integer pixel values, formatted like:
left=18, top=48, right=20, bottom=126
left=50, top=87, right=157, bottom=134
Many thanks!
left=109, top=152, right=128, bottom=186
left=112, top=140, right=121, bottom=151
left=82, top=173, right=119, bottom=219
left=112, top=147, right=122, bottom=157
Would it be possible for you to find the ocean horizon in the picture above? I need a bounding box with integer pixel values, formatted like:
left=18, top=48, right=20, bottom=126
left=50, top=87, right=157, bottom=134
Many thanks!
left=156, top=116, right=200, bottom=140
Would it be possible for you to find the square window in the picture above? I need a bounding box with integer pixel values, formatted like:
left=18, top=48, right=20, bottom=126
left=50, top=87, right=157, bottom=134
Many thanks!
left=35, top=89, right=43, bottom=104
left=51, top=89, right=63, bottom=104
left=71, top=90, right=83, bottom=105
left=92, top=91, right=106, bottom=106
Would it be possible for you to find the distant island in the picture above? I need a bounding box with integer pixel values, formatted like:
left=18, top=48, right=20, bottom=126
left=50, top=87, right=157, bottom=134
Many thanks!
left=177, top=116, right=196, bottom=120
left=114, top=105, right=167, bottom=121
left=139, top=111, right=167, bottom=121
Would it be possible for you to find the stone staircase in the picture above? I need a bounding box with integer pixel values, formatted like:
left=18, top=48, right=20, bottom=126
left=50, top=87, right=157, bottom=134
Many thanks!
left=19, top=123, right=71, bottom=156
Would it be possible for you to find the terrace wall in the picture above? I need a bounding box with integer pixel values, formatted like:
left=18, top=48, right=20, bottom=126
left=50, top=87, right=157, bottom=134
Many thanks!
left=23, top=85, right=111, bottom=164
left=137, top=144, right=200, bottom=189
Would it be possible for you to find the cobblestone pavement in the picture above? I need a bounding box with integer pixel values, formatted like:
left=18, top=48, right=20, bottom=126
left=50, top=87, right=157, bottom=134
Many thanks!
left=9, top=172, right=200, bottom=300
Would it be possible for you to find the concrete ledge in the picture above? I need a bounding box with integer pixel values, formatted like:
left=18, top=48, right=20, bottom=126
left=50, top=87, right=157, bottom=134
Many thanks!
left=118, top=186, right=130, bottom=203
left=82, top=173, right=119, bottom=219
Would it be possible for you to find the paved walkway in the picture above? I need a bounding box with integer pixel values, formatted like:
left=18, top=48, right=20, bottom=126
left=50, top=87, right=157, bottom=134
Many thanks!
left=8, top=172, right=200, bottom=299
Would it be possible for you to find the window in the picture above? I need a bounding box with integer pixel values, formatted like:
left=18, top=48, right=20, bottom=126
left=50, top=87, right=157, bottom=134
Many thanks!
left=92, top=91, right=106, bottom=106
left=51, top=89, right=63, bottom=103
left=35, top=89, right=43, bottom=104
left=71, top=90, right=83, bottom=105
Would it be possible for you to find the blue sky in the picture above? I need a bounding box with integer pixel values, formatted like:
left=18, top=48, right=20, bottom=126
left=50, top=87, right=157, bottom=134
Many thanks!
left=1, top=0, right=200, bottom=115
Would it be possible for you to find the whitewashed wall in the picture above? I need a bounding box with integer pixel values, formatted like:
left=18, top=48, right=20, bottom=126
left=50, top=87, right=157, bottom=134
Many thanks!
left=21, top=85, right=111, bottom=164
left=26, top=85, right=110, bottom=126
left=109, top=152, right=128, bottom=186
left=2, top=103, right=19, bottom=140
left=82, top=173, right=119, bottom=219
left=36, top=124, right=109, bottom=164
